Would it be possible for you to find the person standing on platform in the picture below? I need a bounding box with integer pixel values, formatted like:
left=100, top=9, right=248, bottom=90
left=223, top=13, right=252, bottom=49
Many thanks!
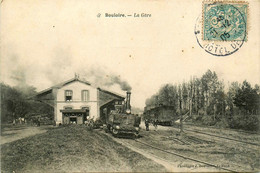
left=145, top=119, right=149, bottom=131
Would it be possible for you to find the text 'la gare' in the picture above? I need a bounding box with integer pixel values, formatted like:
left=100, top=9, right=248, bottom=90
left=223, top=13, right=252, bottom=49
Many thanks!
left=134, top=13, right=152, bottom=17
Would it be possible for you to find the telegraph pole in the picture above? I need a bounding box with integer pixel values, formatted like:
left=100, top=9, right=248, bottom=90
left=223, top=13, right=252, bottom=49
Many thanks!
left=179, top=96, right=183, bottom=133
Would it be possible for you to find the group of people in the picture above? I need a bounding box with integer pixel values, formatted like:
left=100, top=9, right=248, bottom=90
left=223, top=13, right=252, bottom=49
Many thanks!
left=12, top=117, right=26, bottom=125
left=12, top=117, right=40, bottom=126
left=144, top=119, right=158, bottom=131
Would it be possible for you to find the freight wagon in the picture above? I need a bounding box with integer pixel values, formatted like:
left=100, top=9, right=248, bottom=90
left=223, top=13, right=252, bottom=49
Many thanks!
left=143, top=105, right=177, bottom=126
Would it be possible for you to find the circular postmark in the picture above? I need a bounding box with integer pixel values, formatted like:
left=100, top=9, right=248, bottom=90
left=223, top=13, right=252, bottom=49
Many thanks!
left=195, top=3, right=247, bottom=56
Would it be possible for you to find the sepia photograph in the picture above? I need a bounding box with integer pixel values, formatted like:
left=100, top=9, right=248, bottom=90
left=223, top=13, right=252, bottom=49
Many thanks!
left=1, top=0, right=260, bottom=172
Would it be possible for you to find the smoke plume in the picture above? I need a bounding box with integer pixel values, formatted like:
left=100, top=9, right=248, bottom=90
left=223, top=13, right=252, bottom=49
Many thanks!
left=44, top=47, right=73, bottom=85
left=80, top=67, right=132, bottom=91
left=5, top=52, right=28, bottom=87
left=2, top=45, right=132, bottom=92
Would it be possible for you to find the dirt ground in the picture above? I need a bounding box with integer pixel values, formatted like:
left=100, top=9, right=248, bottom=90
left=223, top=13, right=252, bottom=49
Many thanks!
left=1, top=123, right=259, bottom=172
left=136, top=121, right=260, bottom=172
left=1, top=124, right=54, bottom=145
left=104, top=131, right=222, bottom=172
left=1, top=125, right=166, bottom=172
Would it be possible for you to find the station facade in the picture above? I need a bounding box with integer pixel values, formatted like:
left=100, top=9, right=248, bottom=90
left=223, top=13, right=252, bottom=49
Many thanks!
left=34, top=76, right=125, bottom=125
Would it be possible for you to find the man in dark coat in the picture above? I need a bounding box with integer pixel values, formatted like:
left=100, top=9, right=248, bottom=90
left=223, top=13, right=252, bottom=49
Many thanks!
left=154, top=119, right=158, bottom=131
left=145, top=119, right=149, bottom=131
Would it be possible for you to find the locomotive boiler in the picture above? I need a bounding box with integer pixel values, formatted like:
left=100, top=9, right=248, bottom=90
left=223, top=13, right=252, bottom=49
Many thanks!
left=106, top=91, right=141, bottom=137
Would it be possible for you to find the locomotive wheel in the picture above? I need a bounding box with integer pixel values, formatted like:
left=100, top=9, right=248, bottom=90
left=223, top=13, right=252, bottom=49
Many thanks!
left=112, top=128, right=119, bottom=135
left=133, top=133, right=139, bottom=139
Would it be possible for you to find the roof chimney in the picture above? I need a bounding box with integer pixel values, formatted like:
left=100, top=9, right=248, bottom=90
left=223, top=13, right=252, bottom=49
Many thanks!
left=75, top=73, right=79, bottom=79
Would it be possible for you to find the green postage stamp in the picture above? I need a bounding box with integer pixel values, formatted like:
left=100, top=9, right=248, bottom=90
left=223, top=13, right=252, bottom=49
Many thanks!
left=203, top=1, right=248, bottom=41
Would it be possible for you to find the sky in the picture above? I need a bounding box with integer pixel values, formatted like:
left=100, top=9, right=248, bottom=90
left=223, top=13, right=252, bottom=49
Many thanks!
left=1, top=0, right=260, bottom=109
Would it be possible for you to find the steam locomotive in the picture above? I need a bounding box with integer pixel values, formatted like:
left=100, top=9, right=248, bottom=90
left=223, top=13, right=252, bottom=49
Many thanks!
left=106, top=92, right=141, bottom=137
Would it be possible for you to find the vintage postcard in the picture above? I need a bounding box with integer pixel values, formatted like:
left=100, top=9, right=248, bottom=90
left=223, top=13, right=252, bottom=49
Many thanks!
left=1, top=0, right=259, bottom=172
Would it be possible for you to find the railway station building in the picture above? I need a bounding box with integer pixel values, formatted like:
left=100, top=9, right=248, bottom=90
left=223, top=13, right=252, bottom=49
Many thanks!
left=33, top=75, right=125, bottom=125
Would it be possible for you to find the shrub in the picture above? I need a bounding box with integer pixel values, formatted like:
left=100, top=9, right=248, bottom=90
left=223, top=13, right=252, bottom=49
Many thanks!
left=206, top=105, right=215, bottom=115
left=201, top=115, right=216, bottom=126
left=228, top=114, right=259, bottom=131
left=215, top=117, right=229, bottom=128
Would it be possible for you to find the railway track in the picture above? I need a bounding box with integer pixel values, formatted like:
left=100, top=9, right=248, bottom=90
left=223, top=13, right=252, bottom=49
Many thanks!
left=101, top=130, right=255, bottom=172
left=171, top=126, right=260, bottom=146
left=185, top=123, right=260, bottom=135
left=185, top=129, right=260, bottom=146
left=134, top=139, right=239, bottom=172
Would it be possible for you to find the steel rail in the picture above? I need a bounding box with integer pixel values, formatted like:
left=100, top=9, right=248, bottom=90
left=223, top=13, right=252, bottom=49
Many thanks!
left=184, top=128, right=260, bottom=146
left=185, top=123, right=260, bottom=135
left=170, top=126, right=260, bottom=146
left=135, top=139, right=239, bottom=172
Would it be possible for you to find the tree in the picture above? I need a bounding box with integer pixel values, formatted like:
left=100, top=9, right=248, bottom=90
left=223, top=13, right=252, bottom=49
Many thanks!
left=144, top=70, right=260, bottom=131
left=188, top=77, right=195, bottom=116
left=157, top=84, right=178, bottom=108
left=214, top=81, right=226, bottom=118
left=182, top=82, right=188, bottom=111
left=1, top=83, right=24, bottom=122
left=145, top=94, right=159, bottom=107
left=201, top=70, right=222, bottom=117
left=227, top=82, right=241, bottom=115
left=234, top=81, right=259, bottom=114
left=1, top=83, right=54, bottom=124
left=193, top=77, right=203, bottom=115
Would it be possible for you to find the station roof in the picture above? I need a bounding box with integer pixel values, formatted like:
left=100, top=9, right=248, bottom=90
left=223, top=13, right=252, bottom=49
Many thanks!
left=32, top=76, right=125, bottom=99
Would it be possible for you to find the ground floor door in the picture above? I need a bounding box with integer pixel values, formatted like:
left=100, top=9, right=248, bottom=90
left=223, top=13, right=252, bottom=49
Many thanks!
left=77, top=116, right=83, bottom=124
left=62, top=114, right=84, bottom=124
left=64, top=116, right=70, bottom=124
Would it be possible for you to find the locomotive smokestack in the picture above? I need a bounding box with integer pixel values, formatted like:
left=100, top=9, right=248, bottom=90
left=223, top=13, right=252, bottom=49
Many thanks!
left=125, top=91, right=131, bottom=114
